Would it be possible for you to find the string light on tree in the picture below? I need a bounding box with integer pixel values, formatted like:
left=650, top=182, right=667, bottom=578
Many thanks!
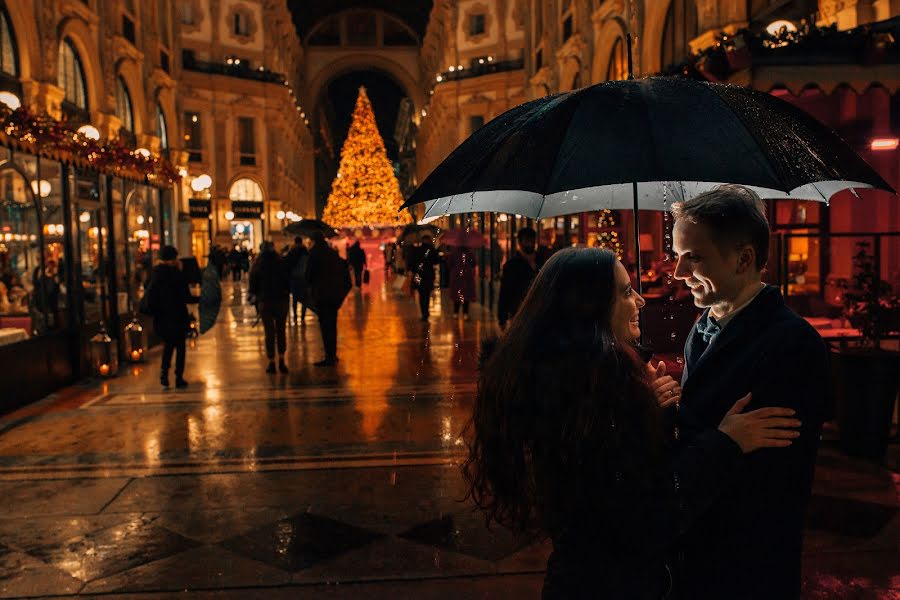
left=322, top=87, right=410, bottom=228
left=595, top=209, right=622, bottom=257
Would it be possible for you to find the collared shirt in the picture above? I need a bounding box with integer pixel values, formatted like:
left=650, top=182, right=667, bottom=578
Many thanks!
left=712, top=282, right=767, bottom=331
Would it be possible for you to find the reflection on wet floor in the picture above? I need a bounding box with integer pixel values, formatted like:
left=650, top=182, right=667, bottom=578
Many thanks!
left=0, top=278, right=896, bottom=598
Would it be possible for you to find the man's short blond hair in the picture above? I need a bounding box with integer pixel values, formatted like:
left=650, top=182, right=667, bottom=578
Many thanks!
left=671, top=185, right=770, bottom=271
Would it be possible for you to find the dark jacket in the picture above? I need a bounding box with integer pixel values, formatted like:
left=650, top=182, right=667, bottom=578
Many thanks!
left=497, top=252, right=541, bottom=326
left=284, top=244, right=309, bottom=303
left=146, top=263, right=198, bottom=343
left=347, top=242, right=367, bottom=269
left=306, top=241, right=350, bottom=309
left=248, top=250, right=290, bottom=317
left=674, top=285, right=828, bottom=600
left=410, top=243, right=441, bottom=290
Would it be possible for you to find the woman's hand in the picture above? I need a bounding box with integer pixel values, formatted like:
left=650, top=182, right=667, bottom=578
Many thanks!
left=718, top=394, right=802, bottom=453
left=649, top=361, right=681, bottom=408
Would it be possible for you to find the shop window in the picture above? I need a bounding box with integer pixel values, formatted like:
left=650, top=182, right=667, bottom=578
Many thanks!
left=0, top=168, right=39, bottom=339
left=123, top=185, right=159, bottom=312
left=73, top=167, right=106, bottom=324
left=37, top=159, right=67, bottom=332
left=238, top=117, right=256, bottom=166
left=58, top=39, right=88, bottom=112
left=116, top=77, right=134, bottom=133
left=184, top=111, right=203, bottom=162
left=0, top=7, right=18, bottom=78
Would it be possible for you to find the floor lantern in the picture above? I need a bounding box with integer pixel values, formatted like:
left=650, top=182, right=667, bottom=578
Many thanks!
left=90, top=324, right=118, bottom=377
left=124, top=315, right=147, bottom=362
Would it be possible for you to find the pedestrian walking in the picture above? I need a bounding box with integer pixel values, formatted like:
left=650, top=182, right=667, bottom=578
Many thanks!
left=347, top=239, right=367, bottom=287
left=248, top=241, right=290, bottom=374
left=497, top=227, right=544, bottom=329
left=227, top=247, right=241, bottom=281
left=411, top=235, right=441, bottom=322
left=306, top=231, right=351, bottom=366
left=284, top=236, right=310, bottom=325
left=447, top=245, right=477, bottom=320
left=145, top=245, right=198, bottom=388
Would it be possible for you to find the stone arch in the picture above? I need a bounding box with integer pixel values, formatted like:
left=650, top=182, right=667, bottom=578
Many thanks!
left=57, top=17, right=103, bottom=114
left=306, top=9, right=420, bottom=46
left=591, top=17, right=628, bottom=83
left=114, top=57, right=147, bottom=135
left=227, top=174, right=266, bottom=202
left=304, top=53, right=423, bottom=118
left=641, top=0, right=672, bottom=76
left=1, top=0, right=38, bottom=83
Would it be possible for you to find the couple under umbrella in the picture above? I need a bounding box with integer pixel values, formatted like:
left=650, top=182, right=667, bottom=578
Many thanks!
left=402, top=76, right=893, bottom=599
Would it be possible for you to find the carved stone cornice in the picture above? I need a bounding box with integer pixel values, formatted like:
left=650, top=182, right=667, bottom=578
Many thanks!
left=529, top=65, right=555, bottom=89
left=556, top=32, right=587, bottom=64
left=592, top=0, right=625, bottom=25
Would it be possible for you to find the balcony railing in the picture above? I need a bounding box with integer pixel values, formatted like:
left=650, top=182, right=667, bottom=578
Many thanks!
left=437, top=58, right=525, bottom=84
left=182, top=55, right=287, bottom=85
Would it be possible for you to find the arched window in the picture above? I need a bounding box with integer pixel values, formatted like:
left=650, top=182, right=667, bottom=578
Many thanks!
left=57, top=39, right=87, bottom=110
left=606, top=37, right=628, bottom=81
left=661, top=0, right=698, bottom=70
left=229, top=178, right=263, bottom=201
left=116, top=77, right=134, bottom=131
left=0, top=8, right=18, bottom=77
left=156, top=103, right=168, bottom=150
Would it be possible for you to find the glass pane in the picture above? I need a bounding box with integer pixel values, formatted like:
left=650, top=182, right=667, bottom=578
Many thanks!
left=37, top=159, right=66, bottom=331
left=0, top=168, right=39, bottom=339
left=124, top=184, right=156, bottom=310
left=74, top=167, right=106, bottom=324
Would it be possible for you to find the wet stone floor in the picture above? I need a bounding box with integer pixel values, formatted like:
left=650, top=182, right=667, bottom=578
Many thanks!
left=0, top=277, right=897, bottom=599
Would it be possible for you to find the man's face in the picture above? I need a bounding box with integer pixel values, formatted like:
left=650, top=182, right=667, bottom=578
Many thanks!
left=672, top=220, right=743, bottom=309
left=518, top=237, right=535, bottom=255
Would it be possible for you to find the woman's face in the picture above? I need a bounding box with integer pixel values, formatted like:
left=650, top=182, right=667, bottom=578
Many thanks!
left=611, top=260, right=645, bottom=342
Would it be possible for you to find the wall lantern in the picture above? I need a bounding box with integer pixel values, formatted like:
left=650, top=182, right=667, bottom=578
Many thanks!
left=190, top=174, right=212, bottom=191
left=225, top=210, right=235, bottom=220
left=77, top=124, right=101, bottom=140
left=0, top=91, right=21, bottom=110
left=870, top=138, right=899, bottom=151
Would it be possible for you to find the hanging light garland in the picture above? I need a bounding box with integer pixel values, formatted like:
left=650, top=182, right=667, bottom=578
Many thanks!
left=0, top=104, right=182, bottom=184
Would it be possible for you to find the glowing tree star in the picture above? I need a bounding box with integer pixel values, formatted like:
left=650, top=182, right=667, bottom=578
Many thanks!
left=322, top=87, right=410, bottom=228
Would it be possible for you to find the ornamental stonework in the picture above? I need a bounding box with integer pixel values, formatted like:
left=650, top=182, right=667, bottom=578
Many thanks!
left=226, top=3, right=259, bottom=45
left=462, top=2, right=492, bottom=44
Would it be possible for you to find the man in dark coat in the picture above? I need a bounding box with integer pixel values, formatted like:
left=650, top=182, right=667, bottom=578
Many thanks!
left=305, top=232, right=349, bottom=366
left=497, top=227, right=543, bottom=329
left=669, top=185, right=828, bottom=600
left=249, top=242, right=290, bottom=373
left=410, top=235, right=441, bottom=322
left=146, top=245, right=199, bottom=388
left=347, top=239, right=367, bottom=287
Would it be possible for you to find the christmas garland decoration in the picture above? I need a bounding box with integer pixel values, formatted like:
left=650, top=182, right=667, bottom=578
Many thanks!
left=662, top=18, right=900, bottom=82
left=0, top=105, right=181, bottom=185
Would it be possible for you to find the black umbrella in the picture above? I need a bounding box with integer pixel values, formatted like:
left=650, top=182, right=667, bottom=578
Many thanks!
left=401, top=76, right=893, bottom=220
left=284, top=219, right=338, bottom=238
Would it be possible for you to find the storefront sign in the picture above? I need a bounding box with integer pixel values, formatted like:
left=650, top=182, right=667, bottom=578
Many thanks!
left=231, top=200, right=263, bottom=219
left=189, top=200, right=211, bottom=218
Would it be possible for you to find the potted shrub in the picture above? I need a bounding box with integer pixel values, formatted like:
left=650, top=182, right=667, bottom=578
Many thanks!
left=833, top=241, right=900, bottom=461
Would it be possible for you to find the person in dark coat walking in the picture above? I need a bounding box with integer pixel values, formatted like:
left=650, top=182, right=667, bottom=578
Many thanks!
left=667, top=185, right=828, bottom=600
left=465, top=247, right=802, bottom=600
left=497, top=227, right=544, bottom=329
left=306, top=231, right=349, bottom=366
left=249, top=241, right=290, bottom=373
left=347, top=239, right=367, bottom=287
left=411, top=235, right=441, bottom=322
left=284, top=237, right=309, bottom=324
left=146, top=246, right=198, bottom=388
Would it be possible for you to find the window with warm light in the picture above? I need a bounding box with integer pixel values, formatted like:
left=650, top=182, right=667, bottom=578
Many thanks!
left=0, top=7, right=17, bottom=78
left=116, top=77, right=134, bottom=133
left=156, top=103, right=168, bottom=150
left=184, top=111, right=203, bottom=162
left=229, top=178, right=263, bottom=202
left=58, top=39, right=87, bottom=111
left=606, top=37, right=628, bottom=81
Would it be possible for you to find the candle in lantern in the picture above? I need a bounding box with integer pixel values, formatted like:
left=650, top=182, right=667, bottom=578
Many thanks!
left=131, top=349, right=141, bottom=361
left=99, top=363, right=110, bottom=376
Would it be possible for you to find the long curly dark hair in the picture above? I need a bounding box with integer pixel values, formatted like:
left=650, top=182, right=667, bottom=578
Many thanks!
left=463, top=247, right=664, bottom=534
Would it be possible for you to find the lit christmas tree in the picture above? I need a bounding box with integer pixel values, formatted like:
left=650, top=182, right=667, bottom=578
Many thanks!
left=595, top=209, right=622, bottom=257
left=322, top=87, right=410, bottom=228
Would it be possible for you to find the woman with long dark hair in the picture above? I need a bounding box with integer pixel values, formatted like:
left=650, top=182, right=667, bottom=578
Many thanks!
left=464, top=248, right=800, bottom=599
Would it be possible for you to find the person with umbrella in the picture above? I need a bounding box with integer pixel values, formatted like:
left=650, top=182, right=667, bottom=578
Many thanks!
left=465, top=246, right=802, bottom=599
left=249, top=241, right=290, bottom=374
left=306, top=231, right=351, bottom=366
left=284, top=236, right=310, bottom=325
left=145, top=245, right=199, bottom=388
left=497, top=227, right=544, bottom=329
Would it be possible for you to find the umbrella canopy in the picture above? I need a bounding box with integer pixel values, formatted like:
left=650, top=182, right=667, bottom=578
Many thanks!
left=284, top=219, right=339, bottom=238
left=401, top=77, right=894, bottom=221
left=198, top=263, right=221, bottom=334
left=440, top=228, right=486, bottom=248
